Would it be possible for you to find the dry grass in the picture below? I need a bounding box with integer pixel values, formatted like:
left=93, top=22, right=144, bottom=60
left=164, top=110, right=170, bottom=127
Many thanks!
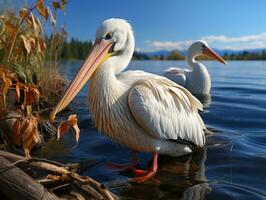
left=0, top=0, right=68, bottom=108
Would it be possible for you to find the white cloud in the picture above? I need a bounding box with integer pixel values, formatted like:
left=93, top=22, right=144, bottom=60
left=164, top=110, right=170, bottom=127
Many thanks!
left=145, top=40, right=193, bottom=51
left=224, top=41, right=266, bottom=50
left=202, top=32, right=266, bottom=43
left=145, top=32, right=266, bottom=51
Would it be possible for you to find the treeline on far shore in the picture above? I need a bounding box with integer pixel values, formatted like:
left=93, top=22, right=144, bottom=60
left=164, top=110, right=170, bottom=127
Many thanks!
left=60, top=38, right=266, bottom=61
left=60, top=38, right=93, bottom=60
left=132, top=50, right=266, bottom=61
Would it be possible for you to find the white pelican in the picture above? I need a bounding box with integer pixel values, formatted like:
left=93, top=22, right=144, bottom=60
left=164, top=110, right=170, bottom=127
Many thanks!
left=164, top=41, right=226, bottom=95
left=50, top=18, right=206, bottom=182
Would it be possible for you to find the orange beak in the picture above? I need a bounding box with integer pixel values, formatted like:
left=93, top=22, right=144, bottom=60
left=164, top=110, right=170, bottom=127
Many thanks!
left=203, top=46, right=227, bottom=64
left=50, top=39, right=114, bottom=121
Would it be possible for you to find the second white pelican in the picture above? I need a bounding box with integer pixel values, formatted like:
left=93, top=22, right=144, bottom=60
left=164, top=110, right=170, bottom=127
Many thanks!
left=164, top=41, right=227, bottom=95
left=50, top=19, right=206, bottom=182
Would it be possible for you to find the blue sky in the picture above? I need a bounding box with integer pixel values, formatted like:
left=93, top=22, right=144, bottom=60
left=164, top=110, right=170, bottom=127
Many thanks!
left=57, top=0, right=266, bottom=51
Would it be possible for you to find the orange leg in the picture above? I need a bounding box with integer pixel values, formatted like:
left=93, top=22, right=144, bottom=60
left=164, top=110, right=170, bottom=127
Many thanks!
left=129, top=153, right=158, bottom=183
left=106, top=150, right=138, bottom=171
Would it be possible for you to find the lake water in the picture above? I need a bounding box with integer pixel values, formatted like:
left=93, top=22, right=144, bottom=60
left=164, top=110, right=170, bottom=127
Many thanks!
left=42, top=60, right=266, bottom=200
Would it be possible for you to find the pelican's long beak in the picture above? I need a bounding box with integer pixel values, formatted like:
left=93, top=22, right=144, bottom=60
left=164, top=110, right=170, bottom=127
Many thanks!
left=203, top=47, right=227, bottom=64
left=50, top=39, right=114, bottom=121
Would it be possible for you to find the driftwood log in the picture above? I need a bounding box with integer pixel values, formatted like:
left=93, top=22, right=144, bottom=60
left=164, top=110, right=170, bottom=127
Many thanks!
left=0, top=156, right=59, bottom=200
left=0, top=150, right=118, bottom=199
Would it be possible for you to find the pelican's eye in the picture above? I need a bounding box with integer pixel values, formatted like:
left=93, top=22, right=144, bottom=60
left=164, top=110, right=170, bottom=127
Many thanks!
left=105, top=32, right=113, bottom=40
left=202, top=44, right=206, bottom=48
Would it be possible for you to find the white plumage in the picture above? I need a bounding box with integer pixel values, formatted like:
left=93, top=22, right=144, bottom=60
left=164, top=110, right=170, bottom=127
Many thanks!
left=128, top=76, right=206, bottom=146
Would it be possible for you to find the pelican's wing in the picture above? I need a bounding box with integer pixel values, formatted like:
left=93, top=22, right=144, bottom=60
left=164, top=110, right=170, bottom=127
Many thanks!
left=163, top=67, right=187, bottom=86
left=128, top=77, right=206, bottom=147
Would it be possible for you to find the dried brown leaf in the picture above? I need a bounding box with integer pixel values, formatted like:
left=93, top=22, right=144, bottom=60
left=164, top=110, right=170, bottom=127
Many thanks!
left=0, top=68, right=17, bottom=81
left=23, top=115, right=40, bottom=158
left=4, top=21, right=16, bottom=37
left=15, top=83, right=21, bottom=102
left=37, top=0, right=45, bottom=8
left=19, top=8, right=28, bottom=19
left=15, top=82, right=25, bottom=102
left=52, top=1, right=61, bottom=10
left=57, top=114, right=80, bottom=146
left=24, top=85, right=40, bottom=105
left=15, top=83, right=40, bottom=106
left=39, top=38, right=47, bottom=50
left=12, top=114, right=40, bottom=158
left=72, top=123, right=80, bottom=147
left=30, top=13, right=38, bottom=32
left=37, top=0, right=49, bottom=20
left=0, top=74, right=12, bottom=92
left=0, top=72, right=12, bottom=108
left=20, top=35, right=31, bottom=54
left=37, top=0, right=45, bottom=15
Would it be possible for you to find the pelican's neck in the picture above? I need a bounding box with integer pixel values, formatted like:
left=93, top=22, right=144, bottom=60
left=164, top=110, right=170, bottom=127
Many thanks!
left=187, top=49, right=203, bottom=70
left=186, top=48, right=210, bottom=76
left=89, top=27, right=134, bottom=109
left=89, top=59, right=124, bottom=105
left=88, top=47, right=134, bottom=137
left=185, top=48, right=211, bottom=94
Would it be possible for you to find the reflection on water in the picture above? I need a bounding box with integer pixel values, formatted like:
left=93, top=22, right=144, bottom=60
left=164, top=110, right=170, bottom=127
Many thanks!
left=42, top=61, right=266, bottom=199
left=112, top=149, right=210, bottom=200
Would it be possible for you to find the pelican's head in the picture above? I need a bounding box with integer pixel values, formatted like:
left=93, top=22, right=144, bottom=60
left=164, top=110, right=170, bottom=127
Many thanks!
left=96, top=18, right=134, bottom=54
left=50, top=18, right=134, bottom=121
left=188, top=40, right=227, bottom=64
